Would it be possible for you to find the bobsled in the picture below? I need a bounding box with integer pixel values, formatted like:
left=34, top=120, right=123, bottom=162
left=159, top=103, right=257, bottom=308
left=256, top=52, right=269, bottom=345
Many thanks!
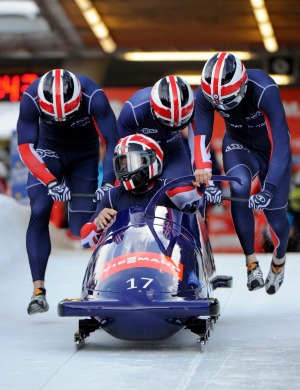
left=58, top=175, right=240, bottom=348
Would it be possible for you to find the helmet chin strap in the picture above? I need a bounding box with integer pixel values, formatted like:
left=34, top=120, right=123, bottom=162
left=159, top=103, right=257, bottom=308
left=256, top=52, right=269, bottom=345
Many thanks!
left=132, top=180, right=156, bottom=194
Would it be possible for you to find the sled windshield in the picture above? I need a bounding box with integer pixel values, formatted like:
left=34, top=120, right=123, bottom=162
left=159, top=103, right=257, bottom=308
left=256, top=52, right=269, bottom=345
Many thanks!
left=83, top=205, right=204, bottom=294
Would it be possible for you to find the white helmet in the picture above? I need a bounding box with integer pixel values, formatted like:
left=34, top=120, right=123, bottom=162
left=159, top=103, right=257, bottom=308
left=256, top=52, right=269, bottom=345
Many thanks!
left=201, top=52, right=248, bottom=110
left=38, top=69, right=82, bottom=122
left=114, top=134, right=163, bottom=191
left=150, top=75, right=194, bottom=129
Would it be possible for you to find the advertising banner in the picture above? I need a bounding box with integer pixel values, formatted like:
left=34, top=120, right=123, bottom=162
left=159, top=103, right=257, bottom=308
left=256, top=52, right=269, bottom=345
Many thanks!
left=105, top=87, right=300, bottom=172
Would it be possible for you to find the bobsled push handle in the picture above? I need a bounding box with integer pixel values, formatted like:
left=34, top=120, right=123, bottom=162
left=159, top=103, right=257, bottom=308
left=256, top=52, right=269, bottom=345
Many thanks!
left=71, top=193, right=95, bottom=199
left=210, top=175, right=243, bottom=186
left=144, top=175, right=242, bottom=219
left=222, top=195, right=248, bottom=203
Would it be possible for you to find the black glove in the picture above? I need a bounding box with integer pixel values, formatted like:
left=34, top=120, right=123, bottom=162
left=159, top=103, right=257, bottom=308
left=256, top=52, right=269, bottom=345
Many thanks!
left=204, top=185, right=222, bottom=204
left=47, top=181, right=71, bottom=202
left=94, top=183, right=114, bottom=202
left=249, top=190, right=273, bottom=210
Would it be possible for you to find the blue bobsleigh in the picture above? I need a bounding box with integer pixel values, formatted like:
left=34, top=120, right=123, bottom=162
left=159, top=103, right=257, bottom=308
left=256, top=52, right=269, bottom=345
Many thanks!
left=58, top=176, right=239, bottom=348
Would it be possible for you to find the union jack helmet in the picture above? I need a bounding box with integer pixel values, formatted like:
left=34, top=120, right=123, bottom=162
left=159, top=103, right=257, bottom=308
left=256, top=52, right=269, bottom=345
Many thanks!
left=150, top=75, right=194, bottom=130
left=201, top=52, right=248, bottom=110
left=114, top=134, right=163, bottom=191
left=38, top=69, right=82, bottom=122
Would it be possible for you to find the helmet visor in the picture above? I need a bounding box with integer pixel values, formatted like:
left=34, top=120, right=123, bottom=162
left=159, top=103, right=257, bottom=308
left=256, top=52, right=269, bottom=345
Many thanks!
left=114, top=151, right=151, bottom=178
left=207, top=81, right=247, bottom=110
left=216, top=95, right=243, bottom=110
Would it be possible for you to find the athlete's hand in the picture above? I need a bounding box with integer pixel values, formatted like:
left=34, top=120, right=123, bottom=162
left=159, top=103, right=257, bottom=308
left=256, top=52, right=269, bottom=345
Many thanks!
left=94, top=183, right=114, bottom=202
left=249, top=190, right=273, bottom=210
left=94, top=208, right=117, bottom=230
left=193, top=169, right=212, bottom=187
left=47, top=181, right=71, bottom=201
left=204, top=185, right=222, bottom=204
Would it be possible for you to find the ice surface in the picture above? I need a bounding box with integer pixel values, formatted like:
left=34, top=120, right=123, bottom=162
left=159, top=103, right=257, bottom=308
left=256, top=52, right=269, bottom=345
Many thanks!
left=0, top=194, right=299, bottom=390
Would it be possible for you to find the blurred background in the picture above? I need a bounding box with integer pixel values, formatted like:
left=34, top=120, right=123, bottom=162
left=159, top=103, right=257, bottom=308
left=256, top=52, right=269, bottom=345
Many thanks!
left=1, top=0, right=300, bottom=252
left=1, top=0, right=300, bottom=86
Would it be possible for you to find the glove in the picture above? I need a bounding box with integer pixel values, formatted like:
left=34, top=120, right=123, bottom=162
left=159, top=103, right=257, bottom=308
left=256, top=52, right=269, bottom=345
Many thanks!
left=204, top=186, right=222, bottom=204
left=94, top=183, right=114, bottom=202
left=249, top=190, right=273, bottom=210
left=47, top=181, right=71, bottom=201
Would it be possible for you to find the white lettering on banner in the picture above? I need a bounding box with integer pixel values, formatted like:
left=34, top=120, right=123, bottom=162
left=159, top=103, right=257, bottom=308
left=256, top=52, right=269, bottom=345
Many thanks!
left=102, top=255, right=181, bottom=273
left=283, top=101, right=300, bottom=118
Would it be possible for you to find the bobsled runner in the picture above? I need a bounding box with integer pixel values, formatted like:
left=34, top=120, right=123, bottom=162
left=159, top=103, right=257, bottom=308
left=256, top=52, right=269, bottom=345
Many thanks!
left=58, top=175, right=240, bottom=348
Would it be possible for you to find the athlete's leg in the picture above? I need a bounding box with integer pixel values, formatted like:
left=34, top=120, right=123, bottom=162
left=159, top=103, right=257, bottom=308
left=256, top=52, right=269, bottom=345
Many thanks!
left=264, top=205, right=290, bottom=294
left=261, top=160, right=291, bottom=259
left=222, top=138, right=260, bottom=256
left=26, top=178, right=54, bottom=283
left=26, top=175, right=55, bottom=315
left=66, top=150, right=99, bottom=236
left=264, top=208, right=290, bottom=258
left=26, top=148, right=64, bottom=314
left=222, top=138, right=266, bottom=291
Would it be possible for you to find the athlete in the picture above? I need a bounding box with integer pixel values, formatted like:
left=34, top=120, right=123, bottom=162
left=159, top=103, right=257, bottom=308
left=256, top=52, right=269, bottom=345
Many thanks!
left=80, top=134, right=204, bottom=248
left=17, top=69, right=119, bottom=315
left=193, top=52, right=292, bottom=294
left=117, top=75, right=195, bottom=179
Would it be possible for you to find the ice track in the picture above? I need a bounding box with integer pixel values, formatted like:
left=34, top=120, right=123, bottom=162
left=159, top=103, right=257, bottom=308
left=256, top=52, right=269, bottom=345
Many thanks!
left=0, top=195, right=299, bottom=390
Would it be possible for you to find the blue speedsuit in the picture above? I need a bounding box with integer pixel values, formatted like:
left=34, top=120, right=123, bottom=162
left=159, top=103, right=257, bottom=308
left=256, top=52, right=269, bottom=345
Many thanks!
left=17, top=75, right=118, bottom=281
left=194, top=69, right=292, bottom=257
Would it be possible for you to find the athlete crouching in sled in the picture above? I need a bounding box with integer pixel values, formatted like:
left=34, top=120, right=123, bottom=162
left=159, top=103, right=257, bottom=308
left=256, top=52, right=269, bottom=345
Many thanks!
left=193, top=52, right=292, bottom=294
left=81, top=134, right=205, bottom=248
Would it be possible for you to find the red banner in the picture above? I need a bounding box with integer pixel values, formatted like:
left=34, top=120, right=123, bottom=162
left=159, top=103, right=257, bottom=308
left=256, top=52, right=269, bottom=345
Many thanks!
left=104, top=87, right=300, bottom=171
left=105, top=87, right=300, bottom=137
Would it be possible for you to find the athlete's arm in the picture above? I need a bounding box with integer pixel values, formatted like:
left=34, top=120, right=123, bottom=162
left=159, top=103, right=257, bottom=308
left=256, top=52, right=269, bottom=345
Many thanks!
left=17, top=90, right=57, bottom=186
left=259, top=84, right=291, bottom=190
left=90, top=88, right=119, bottom=186
left=80, top=188, right=114, bottom=247
left=193, top=88, right=216, bottom=184
left=166, top=182, right=204, bottom=211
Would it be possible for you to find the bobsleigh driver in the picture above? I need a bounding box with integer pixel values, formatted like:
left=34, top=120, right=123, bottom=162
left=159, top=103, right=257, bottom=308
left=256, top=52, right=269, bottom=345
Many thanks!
left=81, top=134, right=205, bottom=247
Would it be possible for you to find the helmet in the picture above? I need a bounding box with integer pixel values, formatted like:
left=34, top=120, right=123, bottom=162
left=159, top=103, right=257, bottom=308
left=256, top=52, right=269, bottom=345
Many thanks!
left=114, top=134, right=163, bottom=191
left=38, top=69, right=82, bottom=122
left=201, top=52, right=248, bottom=110
left=150, top=75, right=194, bottom=130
